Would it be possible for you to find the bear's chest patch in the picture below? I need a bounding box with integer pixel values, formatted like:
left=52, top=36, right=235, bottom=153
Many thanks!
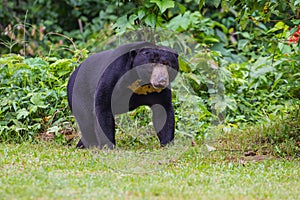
left=128, top=79, right=163, bottom=95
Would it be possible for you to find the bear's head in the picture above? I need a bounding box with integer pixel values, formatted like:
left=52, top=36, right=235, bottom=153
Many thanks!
left=131, top=47, right=179, bottom=89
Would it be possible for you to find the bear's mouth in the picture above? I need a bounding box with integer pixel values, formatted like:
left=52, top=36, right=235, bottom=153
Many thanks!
left=151, top=81, right=167, bottom=89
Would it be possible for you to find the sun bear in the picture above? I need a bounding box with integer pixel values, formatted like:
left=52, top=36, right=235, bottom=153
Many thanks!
left=67, top=42, right=179, bottom=148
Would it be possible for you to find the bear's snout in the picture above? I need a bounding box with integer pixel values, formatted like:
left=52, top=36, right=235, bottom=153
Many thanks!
left=150, top=64, right=169, bottom=89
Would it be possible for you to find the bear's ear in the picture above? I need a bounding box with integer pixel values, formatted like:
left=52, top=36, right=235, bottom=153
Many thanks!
left=129, top=49, right=137, bottom=58
left=172, top=51, right=179, bottom=58
left=128, top=49, right=138, bottom=69
left=160, top=46, right=178, bottom=58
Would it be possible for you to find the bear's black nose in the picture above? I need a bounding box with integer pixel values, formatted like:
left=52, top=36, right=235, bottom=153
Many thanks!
left=153, top=77, right=167, bottom=89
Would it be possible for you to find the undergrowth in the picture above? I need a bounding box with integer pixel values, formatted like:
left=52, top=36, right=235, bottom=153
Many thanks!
left=0, top=55, right=77, bottom=142
left=216, top=105, right=300, bottom=158
left=0, top=53, right=299, bottom=159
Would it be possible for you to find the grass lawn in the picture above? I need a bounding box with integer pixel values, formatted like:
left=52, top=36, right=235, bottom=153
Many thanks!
left=1, top=136, right=299, bottom=200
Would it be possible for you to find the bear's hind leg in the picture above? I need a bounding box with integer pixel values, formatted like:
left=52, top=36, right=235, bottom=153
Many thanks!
left=76, top=139, right=86, bottom=149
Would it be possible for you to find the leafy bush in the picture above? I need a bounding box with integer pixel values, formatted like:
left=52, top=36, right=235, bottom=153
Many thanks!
left=0, top=0, right=124, bottom=56
left=217, top=105, right=300, bottom=157
left=0, top=0, right=300, bottom=144
left=0, top=54, right=84, bottom=142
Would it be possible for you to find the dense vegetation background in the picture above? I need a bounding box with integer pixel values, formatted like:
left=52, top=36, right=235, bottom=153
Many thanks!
left=0, top=0, right=299, bottom=156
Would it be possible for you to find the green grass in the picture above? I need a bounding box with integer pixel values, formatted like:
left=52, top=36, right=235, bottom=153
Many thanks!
left=1, top=135, right=299, bottom=200
left=1, top=107, right=299, bottom=200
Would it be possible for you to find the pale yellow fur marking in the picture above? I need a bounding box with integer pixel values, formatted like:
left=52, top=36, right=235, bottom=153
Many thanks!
left=128, top=79, right=163, bottom=95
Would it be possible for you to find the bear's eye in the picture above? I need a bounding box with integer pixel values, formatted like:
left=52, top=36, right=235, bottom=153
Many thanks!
left=162, top=61, right=169, bottom=65
left=141, top=50, right=150, bottom=56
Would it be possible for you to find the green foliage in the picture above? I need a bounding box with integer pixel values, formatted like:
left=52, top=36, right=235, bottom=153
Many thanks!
left=0, top=0, right=122, bottom=56
left=225, top=53, right=300, bottom=123
left=112, top=0, right=177, bottom=35
left=0, top=55, right=81, bottom=142
left=0, top=0, right=300, bottom=148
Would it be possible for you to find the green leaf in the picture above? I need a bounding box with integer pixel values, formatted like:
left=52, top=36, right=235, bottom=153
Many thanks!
left=178, top=57, right=191, bottom=73
left=17, top=108, right=29, bottom=120
left=203, top=37, right=219, bottom=43
left=112, top=15, right=130, bottom=33
left=144, top=13, right=157, bottom=28
left=167, top=14, right=189, bottom=31
left=290, top=26, right=298, bottom=35
left=137, top=9, right=145, bottom=19
left=215, top=29, right=227, bottom=43
left=240, top=32, right=251, bottom=39
left=47, top=126, right=60, bottom=134
left=176, top=2, right=186, bottom=14
left=57, top=70, right=70, bottom=77
left=238, top=39, right=249, bottom=50
left=50, top=59, right=72, bottom=70
left=30, top=93, right=48, bottom=108
left=30, top=105, right=38, bottom=113
left=278, top=43, right=291, bottom=54
left=211, top=0, right=221, bottom=8
left=150, top=0, right=175, bottom=13
left=198, top=102, right=212, bottom=116
left=198, top=0, right=205, bottom=10
left=12, top=119, right=27, bottom=131
left=214, top=99, right=227, bottom=113
left=128, top=14, right=138, bottom=24
left=224, top=96, right=237, bottom=111
left=239, top=9, right=249, bottom=30
left=267, top=21, right=288, bottom=33
left=24, top=58, right=48, bottom=69
left=208, top=88, right=217, bottom=94
left=185, top=73, right=202, bottom=85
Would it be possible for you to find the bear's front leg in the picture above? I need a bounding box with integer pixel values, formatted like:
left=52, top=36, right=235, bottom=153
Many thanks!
left=151, top=102, right=175, bottom=146
left=75, top=104, right=115, bottom=149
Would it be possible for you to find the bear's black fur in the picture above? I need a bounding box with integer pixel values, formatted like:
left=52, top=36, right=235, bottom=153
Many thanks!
left=67, top=42, right=179, bottom=148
